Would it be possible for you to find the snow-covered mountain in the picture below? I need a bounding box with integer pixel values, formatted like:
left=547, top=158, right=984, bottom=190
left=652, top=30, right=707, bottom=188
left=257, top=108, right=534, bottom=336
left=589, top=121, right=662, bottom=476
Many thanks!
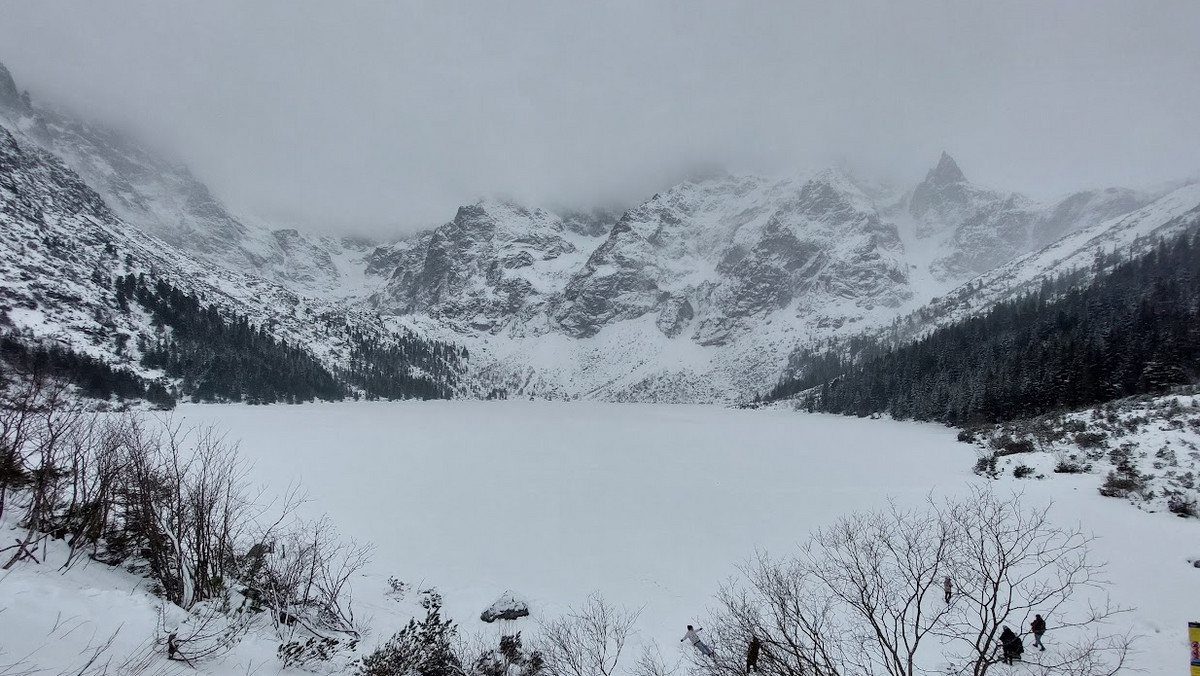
left=903, top=151, right=1152, bottom=284
left=361, top=158, right=1175, bottom=401
left=0, top=72, right=467, bottom=401
left=903, top=181, right=1200, bottom=335
left=368, top=202, right=603, bottom=335
left=3, top=57, right=1196, bottom=404
left=0, top=61, right=376, bottom=297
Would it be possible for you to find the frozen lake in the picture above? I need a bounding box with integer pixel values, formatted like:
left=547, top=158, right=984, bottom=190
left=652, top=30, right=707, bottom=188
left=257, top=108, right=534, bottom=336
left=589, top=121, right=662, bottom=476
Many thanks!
left=5, top=400, right=1190, bottom=675
left=174, top=401, right=977, bottom=648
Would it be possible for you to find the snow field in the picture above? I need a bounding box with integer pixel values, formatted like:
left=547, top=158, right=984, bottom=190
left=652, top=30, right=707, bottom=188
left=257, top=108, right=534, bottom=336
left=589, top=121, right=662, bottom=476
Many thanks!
left=1, top=401, right=1197, bottom=674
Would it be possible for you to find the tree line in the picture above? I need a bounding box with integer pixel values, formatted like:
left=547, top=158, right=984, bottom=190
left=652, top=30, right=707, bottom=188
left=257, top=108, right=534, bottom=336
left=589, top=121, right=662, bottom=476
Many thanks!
left=114, top=273, right=462, bottom=404
left=0, top=332, right=175, bottom=408
left=762, top=227, right=1200, bottom=424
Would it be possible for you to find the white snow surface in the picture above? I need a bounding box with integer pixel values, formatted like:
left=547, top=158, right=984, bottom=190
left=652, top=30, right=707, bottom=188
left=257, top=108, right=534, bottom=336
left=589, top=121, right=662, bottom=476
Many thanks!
left=1, top=402, right=1196, bottom=675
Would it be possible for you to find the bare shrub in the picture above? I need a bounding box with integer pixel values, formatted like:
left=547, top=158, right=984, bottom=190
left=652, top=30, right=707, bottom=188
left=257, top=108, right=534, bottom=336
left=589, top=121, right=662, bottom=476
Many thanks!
left=252, top=514, right=373, bottom=639
left=158, top=598, right=253, bottom=665
left=114, top=417, right=257, bottom=609
left=539, top=594, right=640, bottom=676
left=630, top=643, right=678, bottom=676
left=0, top=372, right=87, bottom=568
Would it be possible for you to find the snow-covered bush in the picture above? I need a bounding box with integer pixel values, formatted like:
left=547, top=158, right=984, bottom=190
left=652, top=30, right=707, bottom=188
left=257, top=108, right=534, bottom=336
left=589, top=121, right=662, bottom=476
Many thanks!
left=358, top=590, right=461, bottom=676
left=278, top=636, right=360, bottom=671
left=470, top=632, right=545, bottom=676
left=973, top=452, right=998, bottom=478
left=1166, top=491, right=1197, bottom=517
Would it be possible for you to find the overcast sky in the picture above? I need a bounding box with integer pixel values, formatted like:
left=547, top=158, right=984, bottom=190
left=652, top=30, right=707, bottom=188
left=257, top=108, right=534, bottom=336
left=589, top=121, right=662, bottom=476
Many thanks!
left=1, top=1, right=1198, bottom=236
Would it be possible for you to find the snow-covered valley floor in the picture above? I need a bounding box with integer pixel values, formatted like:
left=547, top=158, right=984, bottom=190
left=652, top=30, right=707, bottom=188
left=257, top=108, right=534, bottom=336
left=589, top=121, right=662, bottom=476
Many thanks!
left=2, top=401, right=1197, bottom=674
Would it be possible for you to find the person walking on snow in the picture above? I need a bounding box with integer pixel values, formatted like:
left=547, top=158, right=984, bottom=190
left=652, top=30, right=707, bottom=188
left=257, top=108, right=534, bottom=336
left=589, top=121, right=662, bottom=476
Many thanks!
left=943, top=576, right=953, bottom=603
left=1030, top=614, right=1046, bottom=651
left=682, top=625, right=714, bottom=658
left=745, top=635, right=761, bottom=673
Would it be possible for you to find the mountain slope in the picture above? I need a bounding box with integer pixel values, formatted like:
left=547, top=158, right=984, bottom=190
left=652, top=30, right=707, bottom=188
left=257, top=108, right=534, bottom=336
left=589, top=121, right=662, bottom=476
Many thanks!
left=0, top=115, right=466, bottom=403
left=764, top=225, right=1200, bottom=424
left=905, top=152, right=1152, bottom=284
left=0, top=61, right=374, bottom=296
left=2, top=56, right=1188, bottom=405
left=365, top=160, right=1163, bottom=402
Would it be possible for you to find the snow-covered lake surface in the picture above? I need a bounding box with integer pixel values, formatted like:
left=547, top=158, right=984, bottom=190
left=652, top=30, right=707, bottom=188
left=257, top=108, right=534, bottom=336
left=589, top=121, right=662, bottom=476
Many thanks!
left=2, top=401, right=1198, bottom=674
left=182, top=402, right=973, bottom=642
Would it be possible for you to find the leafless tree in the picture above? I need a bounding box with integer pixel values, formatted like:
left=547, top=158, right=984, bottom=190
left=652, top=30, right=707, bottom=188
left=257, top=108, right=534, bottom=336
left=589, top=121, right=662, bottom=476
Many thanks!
left=1, top=371, right=85, bottom=569
left=704, top=490, right=1133, bottom=676
left=705, top=552, right=850, bottom=676
left=804, top=501, right=957, bottom=676
left=540, top=594, right=640, bottom=676
left=937, top=488, right=1133, bottom=676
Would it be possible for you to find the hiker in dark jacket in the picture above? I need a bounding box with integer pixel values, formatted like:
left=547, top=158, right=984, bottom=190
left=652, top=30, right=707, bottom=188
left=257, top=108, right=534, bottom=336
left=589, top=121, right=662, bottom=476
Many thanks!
left=1030, top=614, right=1046, bottom=651
left=745, top=636, right=761, bottom=673
left=999, top=626, right=1023, bottom=664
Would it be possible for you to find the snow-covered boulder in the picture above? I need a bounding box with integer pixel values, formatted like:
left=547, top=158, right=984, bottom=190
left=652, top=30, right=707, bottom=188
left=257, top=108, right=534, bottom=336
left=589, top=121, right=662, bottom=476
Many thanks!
left=480, top=590, right=530, bottom=623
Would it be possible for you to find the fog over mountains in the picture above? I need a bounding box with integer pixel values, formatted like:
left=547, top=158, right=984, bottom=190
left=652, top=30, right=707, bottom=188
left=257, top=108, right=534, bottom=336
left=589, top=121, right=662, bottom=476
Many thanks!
left=2, top=58, right=1199, bottom=403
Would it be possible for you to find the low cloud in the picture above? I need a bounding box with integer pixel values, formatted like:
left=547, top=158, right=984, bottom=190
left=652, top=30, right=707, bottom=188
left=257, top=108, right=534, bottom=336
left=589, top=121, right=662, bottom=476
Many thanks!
left=2, top=0, right=1198, bottom=236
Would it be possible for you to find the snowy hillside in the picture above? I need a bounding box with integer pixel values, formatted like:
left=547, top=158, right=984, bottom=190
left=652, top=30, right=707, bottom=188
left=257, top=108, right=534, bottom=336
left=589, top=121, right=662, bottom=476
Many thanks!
left=900, top=181, right=1200, bottom=337
left=0, top=61, right=377, bottom=295
left=969, top=392, right=1200, bottom=517
left=0, top=113, right=467, bottom=402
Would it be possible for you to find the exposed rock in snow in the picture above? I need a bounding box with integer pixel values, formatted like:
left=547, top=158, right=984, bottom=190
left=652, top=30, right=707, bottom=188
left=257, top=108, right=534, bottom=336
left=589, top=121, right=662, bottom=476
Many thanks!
left=480, top=590, right=530, bottom=622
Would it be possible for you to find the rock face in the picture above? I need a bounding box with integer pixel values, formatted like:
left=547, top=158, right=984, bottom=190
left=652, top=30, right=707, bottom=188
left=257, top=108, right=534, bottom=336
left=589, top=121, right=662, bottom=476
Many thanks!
left=908, top=152, right=1150, bottom=283
left=0, top=62, right=26, bottom=113
left=554, top=172, right=909, bottom=344
left=369, top=202, right=598, bottom=334
left=909, top=152, right=1039, bottom=280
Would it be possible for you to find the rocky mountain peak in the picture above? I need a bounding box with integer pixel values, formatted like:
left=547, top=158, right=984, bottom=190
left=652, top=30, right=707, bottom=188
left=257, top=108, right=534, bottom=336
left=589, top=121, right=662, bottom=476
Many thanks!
left=0, top=61, right=26, bottom=113
left=926, top=151, right=967, bottom=186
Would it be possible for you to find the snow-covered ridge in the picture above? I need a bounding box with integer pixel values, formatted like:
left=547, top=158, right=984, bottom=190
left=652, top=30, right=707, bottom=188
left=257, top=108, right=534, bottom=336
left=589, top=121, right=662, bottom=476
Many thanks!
left=4, top=55, right=1196, bottom=403
left=0, top=117, right=467, bottom=398
left=897, top=181, right=1200, bottom=336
